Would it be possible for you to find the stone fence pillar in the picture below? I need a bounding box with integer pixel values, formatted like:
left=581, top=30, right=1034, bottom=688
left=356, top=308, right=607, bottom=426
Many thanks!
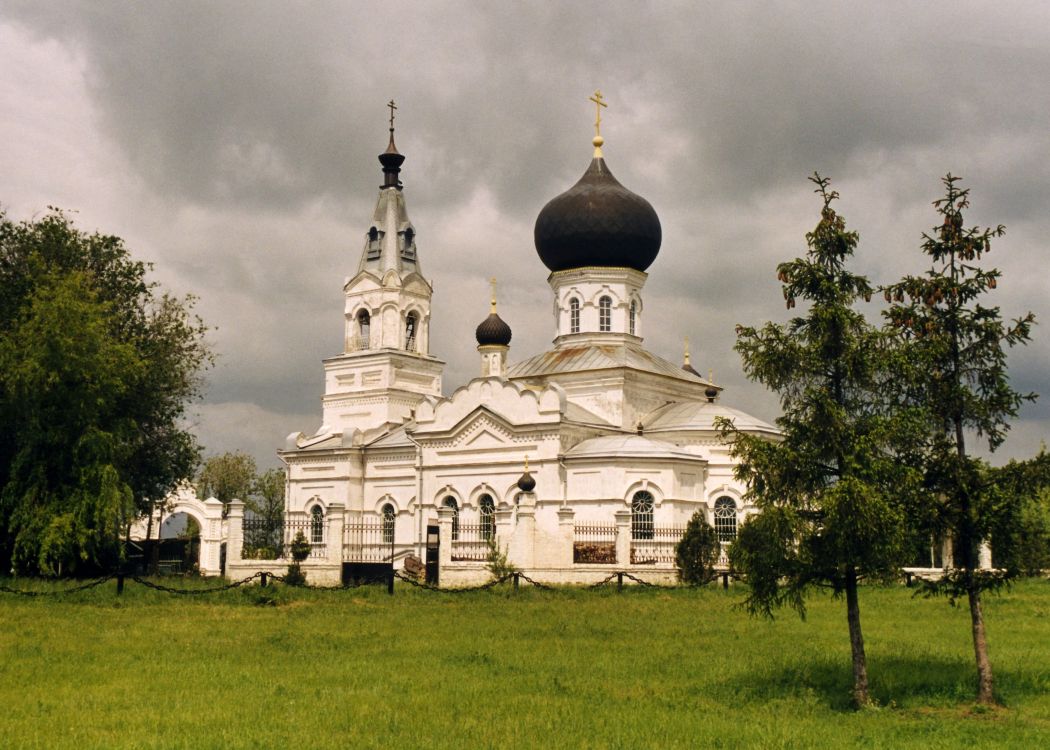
left=510, top=493, right=536, bottom=570
left=437, top=506, right=454, bottom=568
left=327, top=502, right=345, bottom=566
left=226, top=500, right=245, bottom=568
left=979, top=541, right=993, bottom=570
left=495, top=504, right=514, bottom=553
left=557, top=506, right=575, bottom=568
left=614, top=509, right=632, bottom=567
left=199, top=498, right=224, bottom=576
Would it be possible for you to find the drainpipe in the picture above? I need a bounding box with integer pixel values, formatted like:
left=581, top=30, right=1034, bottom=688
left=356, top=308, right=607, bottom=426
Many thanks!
left=405, top=428, right=425, bottom=560
left=558, top=454, right=568, bottom=508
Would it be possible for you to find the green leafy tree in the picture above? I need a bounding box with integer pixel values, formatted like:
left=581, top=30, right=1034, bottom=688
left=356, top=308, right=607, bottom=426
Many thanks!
left=0, top=272, right=141, bottom=574
left=246, top=466, right=286, bottom=557
left=991, top=450, right=1050, bottom=576
left=675, top=511, right=720, bottom=585
left=0, top=208, right=210, bottom=574
left=724, top=175, right=917, bottom=707
left=884, top=175, right=1035, bottom=704
left=197, top=451, right=257, bottom=512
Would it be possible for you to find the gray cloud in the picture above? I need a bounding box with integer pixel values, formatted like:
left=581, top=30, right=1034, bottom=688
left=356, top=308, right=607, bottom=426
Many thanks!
left=2, top=1, right=1048, bottom=467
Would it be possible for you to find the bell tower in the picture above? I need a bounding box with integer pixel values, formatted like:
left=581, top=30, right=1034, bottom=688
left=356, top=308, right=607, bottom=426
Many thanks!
left=321, top=104, right=445, bottom=434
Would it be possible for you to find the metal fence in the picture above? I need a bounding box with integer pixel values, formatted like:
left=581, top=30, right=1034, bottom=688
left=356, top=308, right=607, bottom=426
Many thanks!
left=574, top=523, right=617, bottom=564
left=343, top=519, right=390, bottom=562
left=242, top=517, right=326, bottom=560
left=451, top=523, right=491, bottom=562
left=630, top=525, right=687, bottom=565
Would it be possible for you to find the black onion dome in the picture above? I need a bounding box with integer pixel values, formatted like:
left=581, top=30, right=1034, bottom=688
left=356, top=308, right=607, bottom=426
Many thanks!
left=516, top=471, right=536, bottom=493
left=475, top=312, right=512, bottom=346
left=534, top=157, right=662, bottom=273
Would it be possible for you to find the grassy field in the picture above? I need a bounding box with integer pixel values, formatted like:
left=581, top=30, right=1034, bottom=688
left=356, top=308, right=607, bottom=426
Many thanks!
left=1, top=576, right=1048, bottom=749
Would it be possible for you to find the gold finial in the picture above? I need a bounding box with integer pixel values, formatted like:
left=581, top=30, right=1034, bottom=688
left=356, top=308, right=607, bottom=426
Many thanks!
left=683, top=336, right=691, bottom=366
left=387, top=99, right=397, bottom=131
left=489, top=277, right=498, bottom=314
left=709, top=368, right=714, bottom=384
left=589, top=90, right=608, bottom=158
left=524, top=455, right=529, bottom=472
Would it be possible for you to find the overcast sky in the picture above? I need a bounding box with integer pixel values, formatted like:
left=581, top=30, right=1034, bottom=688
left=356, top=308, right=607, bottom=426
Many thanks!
left=2, top=1, right=1048, bottom=468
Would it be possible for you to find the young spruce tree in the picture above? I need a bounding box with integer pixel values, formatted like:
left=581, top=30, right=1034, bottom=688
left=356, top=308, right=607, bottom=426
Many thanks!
left=884, top=175, right=1035, bottom=705
left=725, top=175, right=916, bottom=708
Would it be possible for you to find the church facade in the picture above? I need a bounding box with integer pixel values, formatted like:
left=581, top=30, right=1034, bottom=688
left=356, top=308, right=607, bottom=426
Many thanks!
left=226, top=106, right=778, bottom=585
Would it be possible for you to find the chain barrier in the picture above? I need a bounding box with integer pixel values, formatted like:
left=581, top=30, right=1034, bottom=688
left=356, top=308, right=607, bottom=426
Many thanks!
left=0, top=574, right=114, bottom=597
left=585, top=573, right=621, bottom=590
left=129, top=572, right=263, bottom=594
left=268, top=573, right=371, bottom=590
left=515, top=572, right=555, bottom=590
left=393, top=570, right=517, bottom=593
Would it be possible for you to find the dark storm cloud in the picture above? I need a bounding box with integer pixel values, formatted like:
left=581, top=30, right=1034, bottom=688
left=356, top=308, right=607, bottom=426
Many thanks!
left=3, top=1, right=1048, bottom=464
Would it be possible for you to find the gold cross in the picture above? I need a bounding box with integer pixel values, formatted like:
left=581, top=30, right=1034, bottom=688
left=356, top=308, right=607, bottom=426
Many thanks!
left=589, top=90, right=607, bottom=138
left=490, top=277, right=498, bottom=313
left=387, top=99, right=397, bottom=130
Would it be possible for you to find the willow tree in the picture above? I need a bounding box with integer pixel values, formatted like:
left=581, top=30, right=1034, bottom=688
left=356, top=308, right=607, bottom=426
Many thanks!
left=724, top=175, right=917, bottom=708
left=884, top=175, right=1035, bottom=704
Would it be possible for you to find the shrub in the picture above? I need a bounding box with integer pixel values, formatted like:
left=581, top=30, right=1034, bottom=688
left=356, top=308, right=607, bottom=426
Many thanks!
left=675, top=511, right=720, bottom=585
left=284, top=531, right=311, bottom=586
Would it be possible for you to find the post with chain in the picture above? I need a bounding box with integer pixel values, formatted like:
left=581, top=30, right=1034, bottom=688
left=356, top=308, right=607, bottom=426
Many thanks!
left=617, top=572, right=623, bottom=592
left=387, top=567, right=395, bottom=595
left=513, top=572, right=520, bottom=590
left=722, top=572, right=729, bottom=590
left=260, top=572, right=268, bottom=588
left=116, top=571, right=125, bottom=595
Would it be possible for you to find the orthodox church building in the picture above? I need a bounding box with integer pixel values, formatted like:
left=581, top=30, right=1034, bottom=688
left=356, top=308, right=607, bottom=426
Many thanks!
left=227, top=101, right=778, bottom=584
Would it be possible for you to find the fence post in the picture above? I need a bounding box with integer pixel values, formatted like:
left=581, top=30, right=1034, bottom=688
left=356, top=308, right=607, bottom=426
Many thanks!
left=387, top=568, right=395, bottom=595
left=513, top=572, right=520, bottom=590
left=260, top=572, right=269, bottom=588
left=510, top=498, right=536, bottom=571
left=326, top=502, right=345, bottom=568
left=200, top=498, right=224, bottom=576
left=617, top=571, right=623, bottom=592
left=437, top=506, right=454, bottom=571
left=116, top=572, right=125, bottom=595
left=556, top=506, right=575, bottom=568
left=227, top=500, right=245, bottom=566
left=722, top=572, right=729, bottom=589
left=614, top=510, right=632, bottom=567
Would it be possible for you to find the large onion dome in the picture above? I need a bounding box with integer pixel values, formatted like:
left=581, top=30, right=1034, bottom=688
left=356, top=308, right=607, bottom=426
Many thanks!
left=475, top=312, right=512, bottom=346
left=534, top=157, right=662, bottom=273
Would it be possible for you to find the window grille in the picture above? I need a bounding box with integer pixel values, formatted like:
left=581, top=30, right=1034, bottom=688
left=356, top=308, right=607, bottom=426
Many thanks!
left=599, top=296, right=612, bottom=332
left=569, top=298, right=580, bottom=333
left=479, top=495, right=495, bottom=541
left=405, top=313, right=418, bottom=352
left=381, top=503, right=396, bottom=545
left=631, top=491, right=655, bottom=540
left=713, top=496, right=737, bottom=541
left=443, top=497, right=460, bottom=541
left=629, top=300, right=636, bottom=335
left=310, top=505, right=325, bottom=544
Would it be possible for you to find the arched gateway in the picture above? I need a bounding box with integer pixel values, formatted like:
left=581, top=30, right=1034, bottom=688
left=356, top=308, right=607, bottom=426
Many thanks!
left=128, top=487, right=227, bottom=576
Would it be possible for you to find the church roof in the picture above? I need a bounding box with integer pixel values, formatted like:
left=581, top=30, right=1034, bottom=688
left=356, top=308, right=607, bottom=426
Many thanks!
left=642, top=400, right=778, bottom=435
left=565, top=434, right=702, bottom=461
left=508, top=343, right=712, bottom=385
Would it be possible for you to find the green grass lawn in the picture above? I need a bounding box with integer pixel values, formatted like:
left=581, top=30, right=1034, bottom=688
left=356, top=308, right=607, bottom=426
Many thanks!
left=1, top=577, right=1048, bottom=749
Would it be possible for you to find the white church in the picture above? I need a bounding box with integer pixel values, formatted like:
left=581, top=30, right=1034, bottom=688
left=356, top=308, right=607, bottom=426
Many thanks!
left=224, top=101, right=779, bottom=585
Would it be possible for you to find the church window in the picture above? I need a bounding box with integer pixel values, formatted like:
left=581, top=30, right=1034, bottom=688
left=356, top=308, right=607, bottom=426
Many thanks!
left=629, top=300, right=637, bottom=335
left=569, top=298, right=580, bottom=334
left=443, top=497, right=460, bottom=541
left=367, top=227, right=381, bottom=260
left=381, top=503, right=396, bottom=545
left=599, top=296, right=612, bottom=332
left=714, top=497, right=737, bottom=542
left=631, top=491, right=654, bottom=540
left=405, top=312, right=418, bottom=352
left=310, top=505, right=324, bottom=544
left=479, top=494, right=495, bottom=541
left=356, top=310, right=371, bottom=350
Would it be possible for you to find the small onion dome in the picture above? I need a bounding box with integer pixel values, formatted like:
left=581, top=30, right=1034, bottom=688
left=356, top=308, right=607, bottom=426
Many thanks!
left=705, top=385, right=719, bottom=402
left=516, top=470, right=536, bottom=493
left=534, top=157, right=662, bottom=273
left=475, top=312, right=512, bottom=346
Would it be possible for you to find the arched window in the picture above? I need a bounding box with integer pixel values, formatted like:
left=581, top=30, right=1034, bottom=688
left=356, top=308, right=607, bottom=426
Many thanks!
left=310, top=505, right=324, bottom=544
left=366, top=227, right=381, bottom=260
left=479, top=494, right=495, bottom=541
left=443, top=496, right=460, bottom=541
left=356, top=310, right=371, bottom=350
left=629, top=300, right=637, bottom=335
left=631, top=491, right=654, bottom=540
left=402, top=227, right=416, bottom=261
left=599, top=296, right=612, bottom=332
left=381, top=503, right=396, bottom=545
left=405, top=312, right=418, bottom=352
left=569, top=298, right=580, bottom=334
left=714, top=497, right=737, bottom=542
